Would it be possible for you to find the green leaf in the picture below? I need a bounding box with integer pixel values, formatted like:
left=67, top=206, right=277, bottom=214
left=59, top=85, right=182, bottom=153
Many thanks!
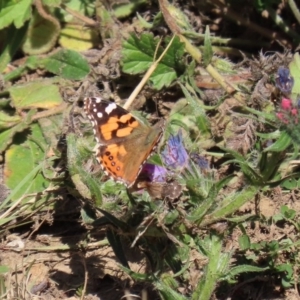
left=0, top=159, right=48, bottom=229
left=0, top=118, right=31, bottom=153
left=276, top=264, right=293, bottom=288
left=0, top=266, right=9, bottom=274
left=42, top=0, right=61, bottom=6
left=113, top=0, right=146, bottom=18
left=96, top=208, right=130, bottom=231
left=227, top=265, right=269, bottom=279
left=203, top=26, right=213, bottom=66
left=187, top=175, right=234, bottom=223
left=136, top=12, right=153, bottom=29
left=22, top=10, right=60, bottom=55
left=120, top=266, right=152, bottom=281
left=66, top=133, right=102, bottom=204
left=289, top=52, right=300, bottom=104
left=59, top=24, right=99, bottom=51
left=281, top=177, right=300, bottom=189
left=202, top=186, right=259, bottom=226
left=0, top=112, right=21, bottom=130
left=0, top=0, right=32, bottom=29
left=80, top=204, right=97, bottom=224
left=4, top=123, right=50, bottom=200
left=9, top=80, right=63, bottom=109
left=225, top=158, right=263, bottom=185
left=280, top=205, right=296, bottom=220
left=0, top=24, right=28, bottom=72
left=122, top=33, right=185, bottom=90
left=219, top=146, right=245, bottom=161
left=41, top=49, right=90, bottom=80
left=155, top=281, right=189, bottom=300
left=163, top=2, right=193, bottom=32
left=263, top=131, right=292, bottom=152
left=238, top=234, right=251, bottom=250
left=192, top=235, right=226, bottom=300
left=259, top=150, right=282, bottom=182
left=106, top=228, right=129, bottom=268
left=164, top=210, right=179, bottom=225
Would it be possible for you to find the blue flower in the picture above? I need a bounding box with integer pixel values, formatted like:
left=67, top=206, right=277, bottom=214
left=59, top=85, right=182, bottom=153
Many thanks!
left=161, top=130, right=189, bottom=170
left=140, top=163, right=167, bottom=182
left=275, top=67, right=294, bottom=94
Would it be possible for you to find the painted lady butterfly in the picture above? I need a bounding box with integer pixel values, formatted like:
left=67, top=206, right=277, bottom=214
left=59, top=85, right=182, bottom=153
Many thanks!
left=84, top=97, right=164, bottom=187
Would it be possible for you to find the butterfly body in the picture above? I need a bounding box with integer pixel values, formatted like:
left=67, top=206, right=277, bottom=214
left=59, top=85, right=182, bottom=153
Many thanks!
left=84, top=97, right=164, bottom=187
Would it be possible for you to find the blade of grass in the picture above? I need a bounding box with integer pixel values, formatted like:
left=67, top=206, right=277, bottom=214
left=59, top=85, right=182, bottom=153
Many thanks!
left=0, top=160, right=48, bottom=220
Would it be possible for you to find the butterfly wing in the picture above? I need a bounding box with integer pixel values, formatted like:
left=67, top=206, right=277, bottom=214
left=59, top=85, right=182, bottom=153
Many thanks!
left=84, top=97, right=164, bottom=186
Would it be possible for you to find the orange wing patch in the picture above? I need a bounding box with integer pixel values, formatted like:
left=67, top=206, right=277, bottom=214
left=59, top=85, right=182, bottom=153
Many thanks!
left=99, top=144, right=128, bottom=179
left=100, top=123, right=119, bottom=140
left=116, top=127, right=134, bottom=137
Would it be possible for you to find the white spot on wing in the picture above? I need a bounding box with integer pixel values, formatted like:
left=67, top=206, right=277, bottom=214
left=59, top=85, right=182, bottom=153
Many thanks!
left=97, top=112, right=103, bottom=118
left=105, top=103, right=117, bottom=114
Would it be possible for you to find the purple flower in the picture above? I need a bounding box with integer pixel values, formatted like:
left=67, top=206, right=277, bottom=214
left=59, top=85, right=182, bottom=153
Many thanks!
left=161, top=130, right=188, bottom=170
left=275, top=67, right=294, bottom=94
left=140, top=163, right=167, bottom=182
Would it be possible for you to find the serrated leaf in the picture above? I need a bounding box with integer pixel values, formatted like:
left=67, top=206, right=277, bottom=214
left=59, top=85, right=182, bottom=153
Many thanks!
left=9, top=80, right=63, bottom=109
left=0, top=0, right=32, bottom=30
left=4, top=123, right=50, bottom=200
left=22, top=10, right=60, bottom=55
left=59, top=24, right=99, bottom=51
left=41, top=49, right=90, bottom=80
left=122, top=33, right=185, bottom=90
left=203, top=26, right=213, bottom=66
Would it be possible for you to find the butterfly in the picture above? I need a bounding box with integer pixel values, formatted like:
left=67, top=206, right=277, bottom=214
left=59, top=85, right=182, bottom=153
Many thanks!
left=84, top=97, right=164, bottom=187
